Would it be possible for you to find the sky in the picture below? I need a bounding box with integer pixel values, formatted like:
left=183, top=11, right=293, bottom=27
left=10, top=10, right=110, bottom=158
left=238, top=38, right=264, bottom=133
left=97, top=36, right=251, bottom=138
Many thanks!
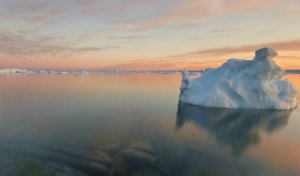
left=0, top=0, right=299, bottom=70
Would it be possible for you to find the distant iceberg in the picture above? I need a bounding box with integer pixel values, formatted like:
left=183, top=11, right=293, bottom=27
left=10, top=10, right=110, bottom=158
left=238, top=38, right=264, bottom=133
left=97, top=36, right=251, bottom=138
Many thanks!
left=74, top=70, right=89, bottom=76
left=0, top=68, right=27, bottom=74
left=179, top=48, right=298, bottom=110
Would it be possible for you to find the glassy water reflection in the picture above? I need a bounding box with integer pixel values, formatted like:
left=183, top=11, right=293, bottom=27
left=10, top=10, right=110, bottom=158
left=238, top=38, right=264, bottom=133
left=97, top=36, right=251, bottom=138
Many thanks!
left=176, top=102, right=292, bottom=156
left=0, top=74, right=299, bottom=176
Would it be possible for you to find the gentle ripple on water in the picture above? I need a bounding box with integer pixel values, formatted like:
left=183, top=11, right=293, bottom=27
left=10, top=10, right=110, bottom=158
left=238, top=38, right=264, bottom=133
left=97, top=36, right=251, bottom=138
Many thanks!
left=0, top=73, right=299, bottom=176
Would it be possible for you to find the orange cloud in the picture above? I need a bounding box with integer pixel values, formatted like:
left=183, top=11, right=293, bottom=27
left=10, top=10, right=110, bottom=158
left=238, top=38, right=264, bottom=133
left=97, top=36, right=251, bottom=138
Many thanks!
left=171, top=40, right=300, bottom=58
left=107, top=40, right=300, bottom=70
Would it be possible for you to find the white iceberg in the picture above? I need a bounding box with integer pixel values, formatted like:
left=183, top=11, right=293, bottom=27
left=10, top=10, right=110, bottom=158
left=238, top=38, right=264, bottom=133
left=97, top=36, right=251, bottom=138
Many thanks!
left=0, top=68, right=28, bottom=74
left=74, top=70, right=89, bottom=76
left=179, top=47, right=298, bottom=110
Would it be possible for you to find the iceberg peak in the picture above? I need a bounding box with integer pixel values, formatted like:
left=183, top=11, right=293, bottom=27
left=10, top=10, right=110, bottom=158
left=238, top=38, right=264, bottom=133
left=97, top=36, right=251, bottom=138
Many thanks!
left=253, top=47, right=277, bottom=61
left=179, top=47, right=298, bottom=110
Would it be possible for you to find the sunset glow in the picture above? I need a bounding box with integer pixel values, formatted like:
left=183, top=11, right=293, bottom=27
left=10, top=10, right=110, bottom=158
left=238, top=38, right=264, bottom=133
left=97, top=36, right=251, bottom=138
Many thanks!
left=0, top=0, right=299, bottom=70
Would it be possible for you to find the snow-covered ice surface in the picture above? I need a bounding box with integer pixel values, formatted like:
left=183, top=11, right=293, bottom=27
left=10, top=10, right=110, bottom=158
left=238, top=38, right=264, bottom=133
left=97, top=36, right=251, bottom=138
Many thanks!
left=179, top=48, right=298, bottom=110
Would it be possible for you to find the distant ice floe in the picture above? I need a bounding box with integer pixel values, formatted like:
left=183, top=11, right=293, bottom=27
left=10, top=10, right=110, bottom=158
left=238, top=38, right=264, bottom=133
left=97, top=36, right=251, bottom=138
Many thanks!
left=0, top=68, right=176, bottom=75
left=74, top=70, right=89, bottom=76
left=0, top=68, right=28, bottom=74
left=179, top=47, right=298, bottom=110
left=56, top=71, right=69, bottom=75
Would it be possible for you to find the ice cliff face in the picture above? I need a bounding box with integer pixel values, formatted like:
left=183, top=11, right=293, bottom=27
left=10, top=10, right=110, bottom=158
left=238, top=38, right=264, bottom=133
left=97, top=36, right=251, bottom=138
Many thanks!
left=179, top=48, right=298, bottom=110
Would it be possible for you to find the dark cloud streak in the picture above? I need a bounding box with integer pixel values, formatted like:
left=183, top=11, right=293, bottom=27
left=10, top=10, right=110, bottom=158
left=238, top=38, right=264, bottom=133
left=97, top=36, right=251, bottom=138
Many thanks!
left=71, top=46, right=120, bottom=53
left=0, top=31, right=118, bottom=57
left=209, top=27, right=252, bottom=33
left=171, top=40, right=300, bottom=58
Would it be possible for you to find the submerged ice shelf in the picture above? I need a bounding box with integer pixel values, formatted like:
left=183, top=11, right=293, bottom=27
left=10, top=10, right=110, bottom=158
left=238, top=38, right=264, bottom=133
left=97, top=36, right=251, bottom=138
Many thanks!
left=179, top=47, right=298, bottom=110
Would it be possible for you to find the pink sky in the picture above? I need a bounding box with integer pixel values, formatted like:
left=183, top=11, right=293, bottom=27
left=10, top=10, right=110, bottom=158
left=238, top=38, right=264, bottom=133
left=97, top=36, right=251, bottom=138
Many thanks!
left=0, top=0, right=299, bottom=70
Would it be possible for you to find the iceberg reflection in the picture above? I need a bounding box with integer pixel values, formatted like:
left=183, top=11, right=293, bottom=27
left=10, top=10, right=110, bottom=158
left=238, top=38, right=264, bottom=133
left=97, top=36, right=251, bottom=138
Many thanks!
left=176, top=102, right=293, bottom=155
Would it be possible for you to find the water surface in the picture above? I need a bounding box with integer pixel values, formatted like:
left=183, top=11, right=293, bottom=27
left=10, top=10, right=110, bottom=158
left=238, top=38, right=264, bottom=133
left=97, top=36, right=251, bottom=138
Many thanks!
left=0, top=73, right=299, bottom=176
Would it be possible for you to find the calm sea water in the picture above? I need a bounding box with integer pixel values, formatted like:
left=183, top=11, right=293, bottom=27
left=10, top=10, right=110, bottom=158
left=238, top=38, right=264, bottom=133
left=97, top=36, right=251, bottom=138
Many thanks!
left=0, top=73, right=299, bottom=176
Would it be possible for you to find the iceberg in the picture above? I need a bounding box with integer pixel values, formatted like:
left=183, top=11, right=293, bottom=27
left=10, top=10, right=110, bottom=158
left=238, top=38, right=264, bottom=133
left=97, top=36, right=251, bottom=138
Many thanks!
left=74, top=70, right=89, bottom=76
left=179, top=48, right=298, bottom=110
left=0, top=68, right=27, bottom=74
